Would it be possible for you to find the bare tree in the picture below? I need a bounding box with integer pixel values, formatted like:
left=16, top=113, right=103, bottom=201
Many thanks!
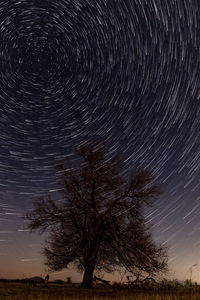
left=26, top=143, right=167, bottom=288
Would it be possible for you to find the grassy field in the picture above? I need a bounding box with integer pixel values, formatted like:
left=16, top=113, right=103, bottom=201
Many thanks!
left=1, top=282, right=200, bottom=300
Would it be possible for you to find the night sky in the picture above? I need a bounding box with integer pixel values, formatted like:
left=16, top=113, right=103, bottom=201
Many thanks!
left=0, top=0, right=200, bottom=282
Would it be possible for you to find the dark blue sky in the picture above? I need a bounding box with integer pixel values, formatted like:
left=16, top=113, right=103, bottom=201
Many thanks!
left=0, top=0, right=200, bottom=282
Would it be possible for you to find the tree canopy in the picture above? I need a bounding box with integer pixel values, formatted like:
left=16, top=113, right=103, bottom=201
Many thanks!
left=26, top=143, right=167, bottom=288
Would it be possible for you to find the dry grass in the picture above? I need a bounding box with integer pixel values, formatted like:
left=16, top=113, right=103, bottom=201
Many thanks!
left=0, top=282, right=200, bottom=300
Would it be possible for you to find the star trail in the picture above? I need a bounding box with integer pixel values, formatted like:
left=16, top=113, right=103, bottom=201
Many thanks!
left=0, top=0, right=200, bottom=281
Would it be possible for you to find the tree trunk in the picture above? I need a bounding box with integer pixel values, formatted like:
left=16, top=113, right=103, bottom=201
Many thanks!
left=81, top=262, right=95, bottom=288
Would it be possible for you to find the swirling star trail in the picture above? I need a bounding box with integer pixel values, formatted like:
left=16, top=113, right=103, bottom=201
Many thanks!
left=0, top=0, right=200, bottom=281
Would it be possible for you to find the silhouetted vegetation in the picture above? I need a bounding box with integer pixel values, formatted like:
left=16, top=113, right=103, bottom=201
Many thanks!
left=26, top=143, right=167, bottom=288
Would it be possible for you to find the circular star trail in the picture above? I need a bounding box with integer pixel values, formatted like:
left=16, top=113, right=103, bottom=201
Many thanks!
left=0, top=0, right=200, bottom=280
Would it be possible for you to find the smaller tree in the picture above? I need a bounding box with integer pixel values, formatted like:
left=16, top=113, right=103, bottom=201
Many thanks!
left=44, top=274, right=49, bottom=286
left=26, top=143, right=167, bottom=288
left=66, top=277, right=72, bottom=284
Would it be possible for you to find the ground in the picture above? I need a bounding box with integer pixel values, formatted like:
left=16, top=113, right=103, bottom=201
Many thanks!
left=0, top=281, right=200, bottom=299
